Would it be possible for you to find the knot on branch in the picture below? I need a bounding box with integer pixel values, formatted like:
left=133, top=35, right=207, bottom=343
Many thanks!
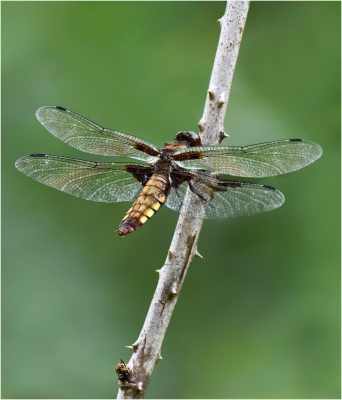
left=217, top=93, right=225, bottom=108
left=207, top=88, right=216, bottom=100
left=118, top=380, right=143, bottom=392
left=115, top=359, right=130, bottom=381
left=198, top=118, right=206, bottom=132
left=170, top=281, right=178, bottom=295
left=116, top=359, right=144, bottom=394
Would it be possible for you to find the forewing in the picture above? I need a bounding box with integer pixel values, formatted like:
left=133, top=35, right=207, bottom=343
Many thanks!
left=15, top=154, right=149, bottom=203
left=173, top=139, right=322, bottom=177
left=166, top=174, right=284, bottom=219
left=36, top=106, right=160, bottom=163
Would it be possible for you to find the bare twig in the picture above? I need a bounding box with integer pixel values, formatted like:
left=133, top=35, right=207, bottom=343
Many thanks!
left=117, top=2, right=249, bottom=398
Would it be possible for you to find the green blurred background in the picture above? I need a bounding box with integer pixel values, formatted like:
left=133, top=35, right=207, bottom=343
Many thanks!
left=2, top=2, right=340, bottom=398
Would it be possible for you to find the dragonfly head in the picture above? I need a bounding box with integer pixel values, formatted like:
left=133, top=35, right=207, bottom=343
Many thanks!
left=173, top=131, right=201, bottom=147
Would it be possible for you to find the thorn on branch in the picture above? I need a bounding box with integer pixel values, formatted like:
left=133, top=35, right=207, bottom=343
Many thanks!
left=195, top=251, right=203, bottom=259
left=219, top=130, right=229, bottom=143
left=132, top=342, right=139, bottom=352
left=125, top=345, right=134, bottom=350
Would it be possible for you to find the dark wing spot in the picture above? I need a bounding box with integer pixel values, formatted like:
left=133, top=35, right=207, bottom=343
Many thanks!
left=29, top=153, right=46, bottom=157
left=134, top=142, right=159, bottom=157
left=125, top=165, right=153, bottom=185
left=173, top=151, right=204, bottom=161
left=289, top=138, right=302, bottom=142
left=55, top=106, right=67, bottom=111
left=170, top=170, right=193, bottom=188
left=263, top=184, right=276, bottom=190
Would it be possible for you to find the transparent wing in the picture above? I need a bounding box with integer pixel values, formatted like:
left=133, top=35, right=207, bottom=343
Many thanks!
left=36, top=106, right=160, bottom=163
left=166, top=174, right=284, bottom=219
left=173, top=139, right=322, bottom=177
left=15, top=154, right=147, bottom=203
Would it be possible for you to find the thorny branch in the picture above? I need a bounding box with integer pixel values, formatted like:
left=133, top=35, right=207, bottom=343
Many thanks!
left=117, top=2, right=250, bottom=398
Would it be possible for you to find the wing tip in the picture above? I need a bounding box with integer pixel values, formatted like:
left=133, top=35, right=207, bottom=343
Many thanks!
left=305, top=141, right=323, bottom=163
left=290, top=138, right=323, bottom=161
left=15, top=155, right=29, bottom=171
left=260, top=184, right=285, bottom=208
left=15, top=153, right=48, bottom=171
left=36, top=105, right=67, bottom=122
left=312, top=142, right=323, bottom=160
left=14, top=157, right=22, bottom=170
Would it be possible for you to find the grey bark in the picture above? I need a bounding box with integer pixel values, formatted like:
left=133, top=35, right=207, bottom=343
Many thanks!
left=117, top=2, right=250, bottom=398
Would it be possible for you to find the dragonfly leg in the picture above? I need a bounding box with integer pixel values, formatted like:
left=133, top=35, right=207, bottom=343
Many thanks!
left=188, top=182, right=215, bottom=209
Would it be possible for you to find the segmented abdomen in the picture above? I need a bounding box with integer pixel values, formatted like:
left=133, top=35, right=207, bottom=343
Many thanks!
left=117, top=174, right=170, bottom=236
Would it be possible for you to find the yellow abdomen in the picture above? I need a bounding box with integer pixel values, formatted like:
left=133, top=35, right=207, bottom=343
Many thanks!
left=117, top=174, right=170, bottom=236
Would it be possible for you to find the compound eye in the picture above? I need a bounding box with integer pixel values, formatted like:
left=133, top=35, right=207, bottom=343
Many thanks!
left=174, top=131, right=201, bottom=147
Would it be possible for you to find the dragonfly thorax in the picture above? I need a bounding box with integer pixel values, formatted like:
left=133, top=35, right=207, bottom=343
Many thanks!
left=153, top=150, right=176, bottom=174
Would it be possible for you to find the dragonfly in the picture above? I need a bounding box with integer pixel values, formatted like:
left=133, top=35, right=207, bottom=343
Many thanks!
left=15, top=106, right=322, bottom=236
